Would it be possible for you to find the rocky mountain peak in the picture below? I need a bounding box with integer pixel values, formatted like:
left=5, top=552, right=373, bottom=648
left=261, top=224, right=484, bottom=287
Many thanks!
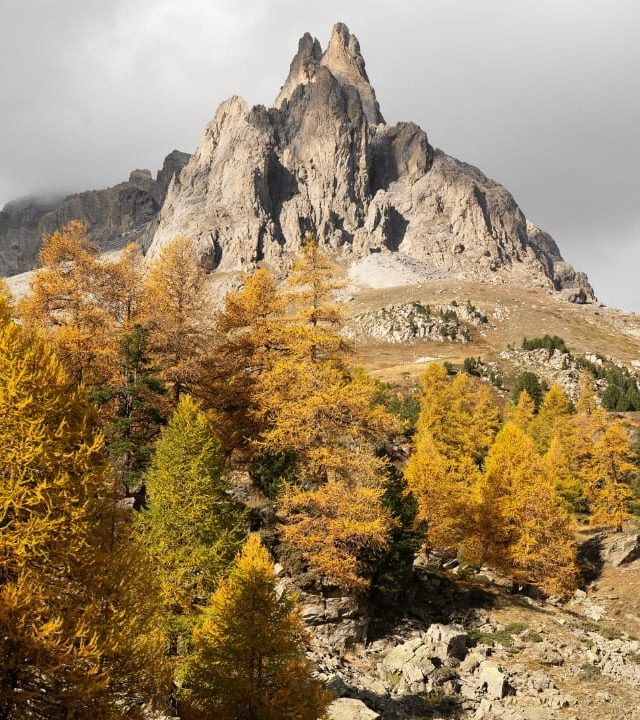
left=275, top=22, right=384, bottom=125
left=1, top=23, right=595, bottom=306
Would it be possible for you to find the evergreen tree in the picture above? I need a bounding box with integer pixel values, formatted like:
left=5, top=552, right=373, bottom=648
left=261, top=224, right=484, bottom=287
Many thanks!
left=511, top=371, right=543, bottom=410
left=370, top=467, right=427, bottom=605
left=181, top=534, right=330, bottom=720
left=140, top=396, right=246, bottom=649
left=91, top=323, right=168, bottom=496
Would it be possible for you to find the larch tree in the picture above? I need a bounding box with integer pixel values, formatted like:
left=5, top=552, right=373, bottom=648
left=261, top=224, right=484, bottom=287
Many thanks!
left=542, top=435, right=584, bottom=514
left=577, top=414, right=636, bottom=529
left=198, top=267, right=286, bottom=457
left=285, top=230, right=345, bottom=332
left=0, top=318, right=168, bottom=719
left=530, top=384, right=574, bottom=453
left=477, top=422, right=578, bottom=595
left=576, top=368, right=598, bottom=415
left=181, top=534, right=331, bottom=720
left=139, top=395, right=246, bottom=652
left=141, top=236, right=213, bottom=400
left=0, top=278, right=13, bottom=325
left=505, top=389, right=536, bottom=433
left=252, top=240, right=401, bottom=590
left=18, top=220, right=116, bottom=385
left=404, top=364, right=500, bottom=556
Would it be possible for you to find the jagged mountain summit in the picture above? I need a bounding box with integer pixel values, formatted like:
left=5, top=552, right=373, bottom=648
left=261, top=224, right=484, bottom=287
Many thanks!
left=147, top=22, right=593, bottom=302
left=0, top=23, right=593, bottom=303
left=0, top=150, right=189, bottom=276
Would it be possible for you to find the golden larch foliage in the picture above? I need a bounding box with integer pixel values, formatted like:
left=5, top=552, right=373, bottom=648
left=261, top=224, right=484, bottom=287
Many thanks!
left=530, top=384, right=574, bottom=453
left=477, top=422, right=578, bottom=595
left=575, top=411, right=636, bottom=529
left=0, top=318, right=168, bottom=718
left=404, top=364, right=500, bottom=555
left=181, top=534, right=331, bottom=720
left=198, top=267, right=286, bottom=456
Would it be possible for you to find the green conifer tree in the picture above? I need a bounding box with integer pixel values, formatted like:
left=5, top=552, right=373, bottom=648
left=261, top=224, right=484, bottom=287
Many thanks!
left=139, top=396, right=245, bottom=650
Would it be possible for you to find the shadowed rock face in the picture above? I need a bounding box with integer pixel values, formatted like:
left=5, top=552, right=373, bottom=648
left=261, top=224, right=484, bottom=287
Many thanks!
left=2, top=22, right=594, bottom=303
left=147, top=23, right=594, bottom=302
left=0, top=150, right=189, bottom=275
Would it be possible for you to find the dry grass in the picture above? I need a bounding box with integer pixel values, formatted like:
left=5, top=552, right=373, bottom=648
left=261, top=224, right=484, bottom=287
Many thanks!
left=344, top=280, right=640, bottom=383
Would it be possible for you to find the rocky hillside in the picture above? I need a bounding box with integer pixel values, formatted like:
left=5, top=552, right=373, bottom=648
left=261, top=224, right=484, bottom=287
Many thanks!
left=302, top=528, right=640, bottom=720
left=146, top=23, right=593, bottom=303
left=0, top=150, right=188, bottom=275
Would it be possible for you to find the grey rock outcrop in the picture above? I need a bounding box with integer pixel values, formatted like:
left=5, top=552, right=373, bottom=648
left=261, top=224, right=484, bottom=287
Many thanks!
left=605, top=533, right=640, bottom=567
left=327, top=698, right=380, bottom=720
left=0, top=150, right=189, bottom=276
left=147, top=22, right=594, bottom=303
left=345, top=300, right=486, bottom=343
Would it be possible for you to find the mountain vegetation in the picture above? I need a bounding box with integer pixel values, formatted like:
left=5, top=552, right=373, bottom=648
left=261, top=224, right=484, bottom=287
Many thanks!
left=2, top=21, right=640, bottom=720
left=3, top=220, right=639, bottom=717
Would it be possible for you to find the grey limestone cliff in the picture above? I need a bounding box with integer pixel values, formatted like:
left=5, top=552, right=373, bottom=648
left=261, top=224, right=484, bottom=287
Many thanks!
left=147, top=23, right=594, bottom=302
left=2, top=22, right=594, bottom=303
left=0, top=150, right=189, bottom=276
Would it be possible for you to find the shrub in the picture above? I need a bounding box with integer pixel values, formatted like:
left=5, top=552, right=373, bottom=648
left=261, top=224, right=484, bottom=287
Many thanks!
left=512, top=371, right=543, bottom=410
left=522, top=335, right=569, bottom=355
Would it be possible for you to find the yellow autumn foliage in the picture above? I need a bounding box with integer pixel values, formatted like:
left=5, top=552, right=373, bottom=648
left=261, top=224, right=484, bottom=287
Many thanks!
left=405, top=364, right=499, bottom=555
left=0, top=318, right=168, bottom=718
left=181, top=534, right=331, bottom=720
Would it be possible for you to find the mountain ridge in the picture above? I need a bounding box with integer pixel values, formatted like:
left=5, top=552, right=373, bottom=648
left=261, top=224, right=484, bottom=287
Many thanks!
left=147, top=22, right=595, bottom=303
left=1, top=22, right=594, bottom=305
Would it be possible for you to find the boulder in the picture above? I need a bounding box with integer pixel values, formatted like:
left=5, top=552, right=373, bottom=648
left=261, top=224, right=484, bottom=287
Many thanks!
left=478, top=660, right=509, bottom=699
left=607, top=533, right=640, bottom=567
left=425, top=623, right=469, bottom=661
left=327, top=698, right=380, bottom=720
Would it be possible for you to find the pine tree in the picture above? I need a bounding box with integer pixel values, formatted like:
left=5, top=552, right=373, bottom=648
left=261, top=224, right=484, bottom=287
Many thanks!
left=140, top=396, right=245, bottom=649
left=511, top=371, right=543, bottom=409
left=181, top=534, right=330, bottom=720
left=91, top=323, right=168, bottom=495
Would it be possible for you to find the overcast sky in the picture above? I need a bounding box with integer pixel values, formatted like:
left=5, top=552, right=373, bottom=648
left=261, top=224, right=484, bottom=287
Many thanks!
left=1, top=0, right=638, bottom=310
